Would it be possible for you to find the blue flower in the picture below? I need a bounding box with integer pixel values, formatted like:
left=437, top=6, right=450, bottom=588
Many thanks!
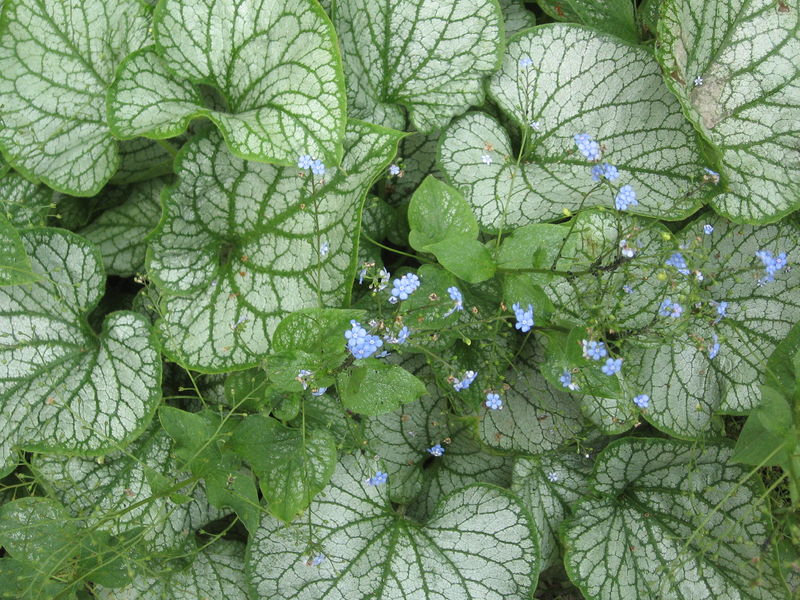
left=703, top=224, right=714, bottom=235
left=665, top=252, right=690, bottom=275
left=559, top=369, right=579, bottom=391
left=297, top=154, right=313, bottom=169
left=574, top=133, right=601, bottom=161
left=427, top=444, right=445, bottom=457
left=367, top=471, right=388, bottom=486
left=709, top=333, right=720, bottom=359
left=296, top=369, right=313, bottom=390
left=389, top=164, right=401, bottom=176
left=633, top=394, right=650, bottom=409
left=512, top=302, right=534, bottom=332
left=452, top=370, right=478, bottom=391
left=345, top=320, right=383, bottom=359
left=591, top=162, right=619, bottom=182
left=547, top=472, right=559, bottom=482
left=310, top=159, right=326, bottom=176
left=384, top=326, right=410, bottom=345
left=581, top=339, right=607, bottom=361
left=443, top=286, right=464, bottom=317
left=756, top=250, right=788, bottom=284
left=601, top=357, right=623, bottom=375
left=694, top=76, right=704, bottom=87
left=519, top=56, right=533, bottom=67
left=319, top=241, right=329, bottom=257
left=703, top=168, right=720, bottom=184
left=622, top=284, right=634, bottom=294
left=713, top=301, right=728, bottom=323
left=614, top=185, right=638, bottom=210
left=485, top=393, right=503, bottom=410
left=659, top=298, right=684, bottom=318
left=311, top=387, right=327, bottom=396
left=481, top=153, right=492, bottom=165
left=389, top=273, right=420, bottom=302
left=308, top=554, right=325, bottom=567
left=530, top=120, right=541, bottom=131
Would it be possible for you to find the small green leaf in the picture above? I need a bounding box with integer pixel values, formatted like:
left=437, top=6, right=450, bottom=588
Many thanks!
left=563, top=437, right=784, bottom=599
left=109, top=0, right=347, bottom=167
left=331, top=0, right=504, bottom=131
left=80, top=179, right=165, bottom=277
left=408, top=176, right=478, bottom=250
left=0, top=228, right=162, bottom=470
left=536, top=0, right=638, bottom=42
left=94, top=540, right=249, bottom=600
left=272, top=308, right=364, bottom=359
left=0, top=0, right=150, bottom=195
left=425, top=235, right=496, bottom=283
left=229, top=415, right=337, bottom=523
left=337, top=359, right=427, bottom=416
left=0, top=213, right=37, bottom=286
left=247, top=454, right=539, bottom=600
left=658, top=0, right=800, bottom=223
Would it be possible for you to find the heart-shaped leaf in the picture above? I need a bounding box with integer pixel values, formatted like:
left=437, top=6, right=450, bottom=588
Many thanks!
left=563, top=437, right=784, bottom=599
left=109, top=0, right=347, bottom=167
left=148, top=120, right=402, bottom=371
left=0, top=0, right=150, bottom=195
left=439, top=24, right=711, bottom=231
left=331, top=0, right=504, bottom=131
left=80, top=179, right=165, bottom=277
left=658, top=0, right=800, bottom=223
left=0, top=228, right=161, bottom=470
left=247, top=454, right=539, bottom=600
left=535, top=0, right=638, bottom=42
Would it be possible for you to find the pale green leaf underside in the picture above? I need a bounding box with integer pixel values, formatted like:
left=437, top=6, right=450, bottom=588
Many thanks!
left=0, top=171, right=53, bottom=228
left=499, top=0, right=536, bottom=38
left=36, top=429, right=223, bottom=553
left=479, top=346, right=585, bottom=453
left=332, top=0, right=503, bottom=132
left=247, top=454, right=538, bottom=600
left=564, top=438, right=784, bottom=600
left=440, top=24, right=710, bottom=231
left=95, top=540, right=249, bottom=600
left=0, top=0, right=149, bottom=195
left=364, top=356, right=513, bottom=515
left=149, top=120, right=402, bottom=371
left=80, top=179, right=164, bottom=276
left=536, top=0, right=638, bottom=42
left=658, top=0, right=800, bottom=223
left=512, top=451, right=592, bottom=567
left=0, top=214, right=37, bottom=286
left=629, top=215, right=800, bottom=438
left=109, top=0, right=347, bottom=167
left=0, top=228, right=161, bottom=470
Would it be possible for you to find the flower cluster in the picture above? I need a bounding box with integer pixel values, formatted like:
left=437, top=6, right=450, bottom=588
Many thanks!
left=427, top=444, right=445, bottom=457
left=367, top=471, right=388, bottom=486
left=389, top=273, right=421, bottom=303
left=665, top=252, right=690, bottom=275
left=297, top=154, right=326, bottom=176
left=444, top=286, right=464, bottom=317
left=574, top=133, right=601, bottom=161
left=614, top=185, right=638, bottom=210
left=591, top=162, right=619, bottom=182
left=756, top=249, right=788, bottom=284
left=452, top=370, right=478, bottom=391
left=659, top=298, right=684, bottom=318
left=582, top=339, right=607, bottom=361
left=345, top=320, right=383, bottom=359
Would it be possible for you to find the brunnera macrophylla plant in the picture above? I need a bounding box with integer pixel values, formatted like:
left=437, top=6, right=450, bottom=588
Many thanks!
left=0, top=0, right=798, bottom=598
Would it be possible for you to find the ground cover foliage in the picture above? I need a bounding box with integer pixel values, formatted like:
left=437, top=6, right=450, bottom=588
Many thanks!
left=0, top=0, right=799, bottom=598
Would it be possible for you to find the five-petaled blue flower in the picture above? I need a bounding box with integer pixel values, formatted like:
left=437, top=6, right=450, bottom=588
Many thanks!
left=485, top=393, right=503, bottom=410
left=389, top=273, right=421, bottom=303
left=633, top=394, right=650, bottom=409
left=591, top=162, right=619, bottom=182
left=427, top=444, right=445, bottom=457
left=345, top=320, right=383, bottom=359
left=297, top=154, right=313, bottom=169
left=703, top=224, right=714, bottom=235
left=756, top=250, right=788, bottom=284
left=512, top=302, right=534, bottom=332
left=367, top=471, right=388, bottom=486
left=659, top=298, right=684, bottom=318
left=614, top=185, right=638, bottom=210
left=310, top=159, right=326, bottom=176
left=547, top=472, right=559, bottom=482
left=389, top=164, right=401, bottom=176
left=574, top=133, right=601, bottom=161
left=665, top=252, right=690, bottom=275
left=582, top=339, right=607, bottom=361
left=519, top=56, right=533, bottom=67
left=601, top=357, right=623, bottom=375
left=452, top=370, right=478, bottom=391
left=559, top=369, right=579, bottom=390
